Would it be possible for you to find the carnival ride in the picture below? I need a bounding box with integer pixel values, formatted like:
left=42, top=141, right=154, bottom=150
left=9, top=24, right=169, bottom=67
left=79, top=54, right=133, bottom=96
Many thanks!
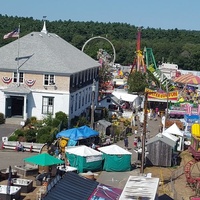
left=130, top=27, right=146, bottom=73
left=130, top=28, right=175, bottom=91
left=184, top=123, right=200, bottom=198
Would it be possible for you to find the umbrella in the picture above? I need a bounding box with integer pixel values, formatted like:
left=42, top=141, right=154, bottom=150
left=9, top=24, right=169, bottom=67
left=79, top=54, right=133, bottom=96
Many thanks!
left=24, top=153, right=64, bottom=166
left=174, top=74, right=200, bottom=85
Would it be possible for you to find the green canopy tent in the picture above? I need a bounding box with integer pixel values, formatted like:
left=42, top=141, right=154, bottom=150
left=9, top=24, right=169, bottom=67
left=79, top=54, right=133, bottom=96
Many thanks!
left=24, top=153, right=64, bottom=166
left=98, top=144, right=132, bottom=172
left=24, top=153, right=64, bottom=175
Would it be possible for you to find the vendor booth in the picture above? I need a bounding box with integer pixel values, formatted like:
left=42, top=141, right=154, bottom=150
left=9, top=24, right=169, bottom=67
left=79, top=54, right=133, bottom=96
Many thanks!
left=66, top=145, right=103, bottom=173
left=98, top=144, right=132, bottom=172
left=189, top=123, right=200, bottom=160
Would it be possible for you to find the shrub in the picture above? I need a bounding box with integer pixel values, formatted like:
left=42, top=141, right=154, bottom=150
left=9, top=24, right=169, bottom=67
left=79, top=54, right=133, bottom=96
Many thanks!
left=8, top=135, right=18, bottom=141
left=25, top=129, right=37, bottom=142
left=14, top=129, right=25, bottom=137
left=55, top=111, right=68, bottom=129
left=38, top=134, right=53, bottom=144
left=52, top=118, right=61, bottom=128
left=43, top=114, right=53, bottom=126
left=30, top=116, right=37, bottom=124
left=0, top=113, right=5, bottom=124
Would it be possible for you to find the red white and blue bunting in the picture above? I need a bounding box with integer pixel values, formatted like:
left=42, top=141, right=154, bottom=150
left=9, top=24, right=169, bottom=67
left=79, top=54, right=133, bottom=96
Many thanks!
left=2, top=77, right=12, bottom=84
left=25, top=79, right=36, bottom=87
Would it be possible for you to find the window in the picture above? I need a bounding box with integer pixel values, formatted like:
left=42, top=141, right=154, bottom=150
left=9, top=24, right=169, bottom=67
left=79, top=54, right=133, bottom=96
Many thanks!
left=13, top=72, right=24, bottom=83
left=44, top=74, right=55, bottom=85
left=42, top=97, right=54, bottom=114
left=107, top=98, right=111, bottom=103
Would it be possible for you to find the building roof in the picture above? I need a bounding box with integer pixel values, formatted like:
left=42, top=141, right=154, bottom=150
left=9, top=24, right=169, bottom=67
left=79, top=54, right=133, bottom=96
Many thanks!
left=43, top=172, right=99, bottom=200
left=97, top=119, right=112, bottom=128
left=146, top=133, right=178, bottom=147
left=119, top=175, right=159, bottom=200
left=0, top=32, right=99, bottom=75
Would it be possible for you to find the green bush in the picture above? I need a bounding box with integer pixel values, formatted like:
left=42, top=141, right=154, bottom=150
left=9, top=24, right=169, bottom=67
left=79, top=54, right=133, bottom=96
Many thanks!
left=55, top=111, right=68, bottom=129
left=38, top=134, right=52, bottom=144
left=14, top=129, right=25, bottom=137
left=43, top=114, right=53, bottom=126
left=52, top=118, right=61, bottom=128
left=25, top=129, right=37, bottom=142
left=30, top=116, right=37, bottom=124
left=8, top=135, right=18, bottom=141
left=0, top=113, right=5, bottom=124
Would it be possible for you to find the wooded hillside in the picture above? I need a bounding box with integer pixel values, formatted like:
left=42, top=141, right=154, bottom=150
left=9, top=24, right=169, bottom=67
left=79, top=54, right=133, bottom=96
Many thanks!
left=1, top=15, right=200, bottom=70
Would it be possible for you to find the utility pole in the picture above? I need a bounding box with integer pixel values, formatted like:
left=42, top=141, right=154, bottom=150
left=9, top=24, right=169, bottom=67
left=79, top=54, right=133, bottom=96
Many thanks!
left=90, top=80, right=96, bottom=129
left=140, top=92, right=148, bottom=174
left=166, top=83, right=169, bottom=119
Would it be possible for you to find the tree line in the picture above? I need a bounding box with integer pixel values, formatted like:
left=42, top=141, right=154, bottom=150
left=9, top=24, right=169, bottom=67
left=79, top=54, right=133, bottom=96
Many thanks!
left=1, top=14, right=200, bottom=70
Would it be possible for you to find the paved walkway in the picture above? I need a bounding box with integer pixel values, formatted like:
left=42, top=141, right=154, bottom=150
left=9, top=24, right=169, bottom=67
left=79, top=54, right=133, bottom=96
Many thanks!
left=115, top=117, right=161, bottom=164
left=0, top=116, right=161, bottom=170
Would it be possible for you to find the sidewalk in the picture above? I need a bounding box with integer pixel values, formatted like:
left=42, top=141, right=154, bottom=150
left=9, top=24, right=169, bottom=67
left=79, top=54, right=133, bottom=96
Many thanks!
left=115, top=116, right=161, bottom=164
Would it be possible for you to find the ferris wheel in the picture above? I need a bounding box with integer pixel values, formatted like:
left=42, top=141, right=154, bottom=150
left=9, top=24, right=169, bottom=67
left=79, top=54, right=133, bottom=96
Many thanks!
left=82, top=36, right=116, bottom=65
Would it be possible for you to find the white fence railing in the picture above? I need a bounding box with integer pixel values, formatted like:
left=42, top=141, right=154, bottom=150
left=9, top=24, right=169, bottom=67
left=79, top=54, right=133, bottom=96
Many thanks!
left=1, top=137, right=44, bottom=153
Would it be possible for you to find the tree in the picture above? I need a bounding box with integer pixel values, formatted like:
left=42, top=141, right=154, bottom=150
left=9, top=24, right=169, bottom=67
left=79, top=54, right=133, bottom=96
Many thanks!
left=127, top=71, right=148, bottom=93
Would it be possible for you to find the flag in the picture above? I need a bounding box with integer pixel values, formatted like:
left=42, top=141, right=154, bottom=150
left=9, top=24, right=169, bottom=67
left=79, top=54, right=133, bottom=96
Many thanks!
left=3, top=28, right=20, bottom=39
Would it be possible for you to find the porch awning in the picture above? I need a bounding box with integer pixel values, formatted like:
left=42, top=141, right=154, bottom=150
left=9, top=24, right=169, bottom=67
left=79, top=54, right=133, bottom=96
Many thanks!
left=2, top=84, right=31, bottom=95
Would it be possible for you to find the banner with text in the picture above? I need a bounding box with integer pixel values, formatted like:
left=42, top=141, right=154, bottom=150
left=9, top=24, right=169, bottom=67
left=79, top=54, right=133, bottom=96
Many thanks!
left=145, top=88, right=178, bottom=101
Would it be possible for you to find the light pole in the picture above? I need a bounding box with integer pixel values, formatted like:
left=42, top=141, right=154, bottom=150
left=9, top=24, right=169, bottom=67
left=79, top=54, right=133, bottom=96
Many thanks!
left=140, top=92, right=148, bottom=174
left=91, top=79, right=96, bottom=129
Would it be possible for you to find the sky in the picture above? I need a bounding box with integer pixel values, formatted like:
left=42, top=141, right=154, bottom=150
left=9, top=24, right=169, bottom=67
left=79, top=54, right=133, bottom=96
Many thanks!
left=0, top=0, right=200, bottom=31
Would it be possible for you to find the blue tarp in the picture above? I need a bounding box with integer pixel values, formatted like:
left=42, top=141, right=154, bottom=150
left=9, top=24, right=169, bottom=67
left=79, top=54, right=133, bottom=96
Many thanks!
left=184, top=114, right=200, bottom=123
left=56, top=125, right=99, bottom=141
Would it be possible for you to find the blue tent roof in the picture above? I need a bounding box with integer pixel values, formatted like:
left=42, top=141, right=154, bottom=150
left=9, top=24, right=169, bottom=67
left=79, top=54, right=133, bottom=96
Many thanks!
left=56, top=125, right=99, bottom=141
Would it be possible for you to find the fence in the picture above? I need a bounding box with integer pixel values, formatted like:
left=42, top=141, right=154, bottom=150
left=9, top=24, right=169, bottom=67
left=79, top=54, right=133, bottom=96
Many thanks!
left=1, top=138, right=44, bottom=153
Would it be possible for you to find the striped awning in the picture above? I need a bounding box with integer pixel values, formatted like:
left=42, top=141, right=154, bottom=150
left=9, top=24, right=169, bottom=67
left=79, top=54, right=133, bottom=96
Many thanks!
left=174, top=73, right=200, bottom=85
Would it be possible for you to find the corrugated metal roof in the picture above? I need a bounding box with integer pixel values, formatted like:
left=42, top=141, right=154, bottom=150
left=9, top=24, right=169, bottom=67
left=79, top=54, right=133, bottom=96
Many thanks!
left=119, top=176, right=159, bottom=200
left=43, top=172, right=98, bottom=200
left=0, top=32, right=99, bottom=75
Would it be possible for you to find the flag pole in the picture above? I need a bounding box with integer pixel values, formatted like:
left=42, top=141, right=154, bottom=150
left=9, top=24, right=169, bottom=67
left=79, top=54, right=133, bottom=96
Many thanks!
left=17, top=23, right=20, bottom=87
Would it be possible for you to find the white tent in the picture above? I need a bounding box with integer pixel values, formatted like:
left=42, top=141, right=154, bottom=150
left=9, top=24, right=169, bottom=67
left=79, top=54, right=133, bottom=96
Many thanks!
left=65, top=145, right=103, bottom=173
left=112, top=91, right=138, bottom=102
left=165, top=123, right=183, bottom=137
left=66, top=145, right=102, bottom=157
left=162, top=131, right=179, bottom=142
left=98, top=144, right=132, bottom=155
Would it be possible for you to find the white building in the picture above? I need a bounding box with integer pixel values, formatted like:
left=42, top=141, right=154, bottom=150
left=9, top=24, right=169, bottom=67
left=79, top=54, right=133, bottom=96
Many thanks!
left=0, top=22, right=99, bottom=125
left=158, top=62, right=179, bottom=79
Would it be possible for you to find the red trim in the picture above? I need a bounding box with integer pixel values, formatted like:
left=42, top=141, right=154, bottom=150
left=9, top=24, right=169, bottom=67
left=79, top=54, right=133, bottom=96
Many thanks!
left=2, top=77, right=12, bottom=84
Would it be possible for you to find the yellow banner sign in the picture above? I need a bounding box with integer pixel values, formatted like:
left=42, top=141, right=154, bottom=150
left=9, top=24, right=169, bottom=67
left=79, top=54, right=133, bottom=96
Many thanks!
left=145, top=88, right=178, bottom=100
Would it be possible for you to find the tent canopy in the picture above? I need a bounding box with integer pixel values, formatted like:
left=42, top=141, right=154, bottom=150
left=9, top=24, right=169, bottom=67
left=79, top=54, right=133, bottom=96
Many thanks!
left=112, top=91, right=138, bottom=102
left=164, top=123, right=183, bottom=137
left=56, top=125, right=99, bottom=140
left=24, top=153, right=64, bottom=166
left=66, top=145, right=103, bottom=157
left=98, top=144, right=132, bottom=155
left=174, top=73, right=200, bottom=85
left=162, top=132, right=179, bottom=142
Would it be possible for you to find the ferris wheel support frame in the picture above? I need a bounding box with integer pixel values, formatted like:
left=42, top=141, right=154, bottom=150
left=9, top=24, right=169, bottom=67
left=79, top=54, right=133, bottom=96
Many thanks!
left=82, top=36, right=116, bottom=65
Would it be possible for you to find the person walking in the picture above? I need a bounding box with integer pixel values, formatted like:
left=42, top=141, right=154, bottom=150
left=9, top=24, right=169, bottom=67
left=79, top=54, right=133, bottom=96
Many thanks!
left=124, top=136, right=129, bottom=150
